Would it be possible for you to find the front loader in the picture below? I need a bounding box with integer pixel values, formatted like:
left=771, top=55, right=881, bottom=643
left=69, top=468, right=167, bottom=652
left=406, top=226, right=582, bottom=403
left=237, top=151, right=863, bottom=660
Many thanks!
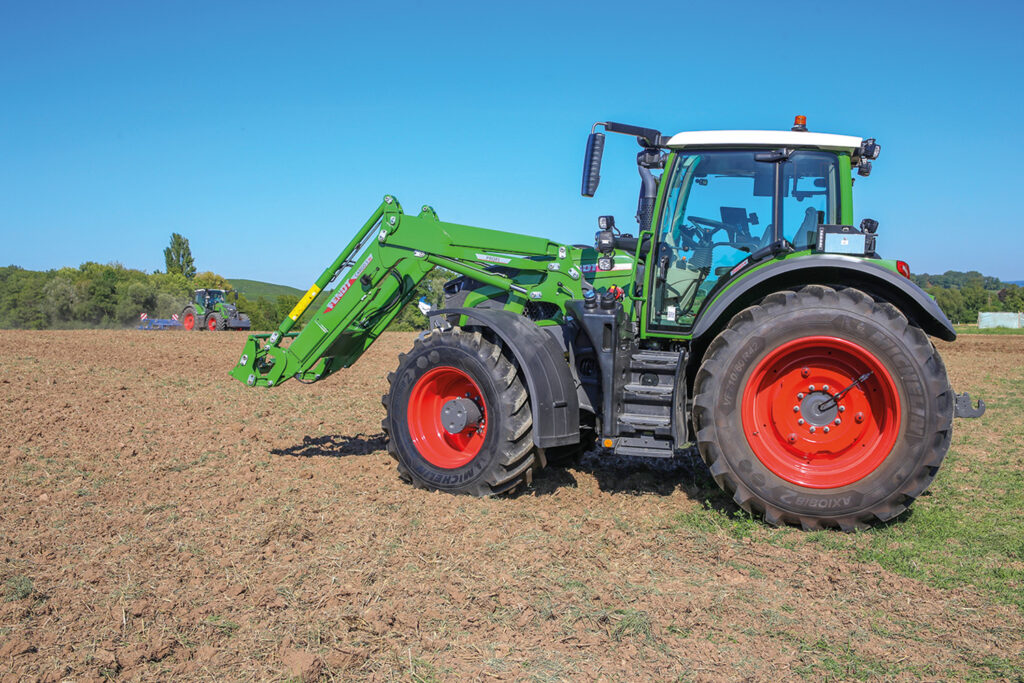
left=231, top=116, right=985, bottom=530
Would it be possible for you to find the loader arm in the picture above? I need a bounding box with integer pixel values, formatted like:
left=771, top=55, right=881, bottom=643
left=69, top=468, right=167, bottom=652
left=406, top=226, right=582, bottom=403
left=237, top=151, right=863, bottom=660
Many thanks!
left=230, top=195, right=586, bottom=388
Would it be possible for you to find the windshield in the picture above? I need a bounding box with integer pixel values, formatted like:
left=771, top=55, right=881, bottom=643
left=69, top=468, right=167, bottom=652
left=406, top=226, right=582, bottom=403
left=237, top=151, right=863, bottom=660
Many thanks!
left=207, top=290, right=226, bottom=304
left=650, top=149, right=840, bottom=330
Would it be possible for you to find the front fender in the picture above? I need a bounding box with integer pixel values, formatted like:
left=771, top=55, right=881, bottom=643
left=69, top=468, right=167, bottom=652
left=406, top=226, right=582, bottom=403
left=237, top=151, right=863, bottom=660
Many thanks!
left=691, top=255, right=956, bottom=343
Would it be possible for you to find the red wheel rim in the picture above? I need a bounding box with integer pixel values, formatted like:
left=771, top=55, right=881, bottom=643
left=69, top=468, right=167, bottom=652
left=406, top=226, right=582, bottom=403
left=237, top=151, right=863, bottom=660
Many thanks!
left=207, top=316, right=217, bottom=331
left=183, top=312, right=194, bottom=330
left=741, top=336, right=901, bottom=489
left=407, top=366, right=487, bottom=469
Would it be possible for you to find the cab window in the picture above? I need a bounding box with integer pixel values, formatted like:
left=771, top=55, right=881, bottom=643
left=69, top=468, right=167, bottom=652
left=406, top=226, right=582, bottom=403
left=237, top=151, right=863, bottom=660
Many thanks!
left=782, top=151, right=840, bottom=249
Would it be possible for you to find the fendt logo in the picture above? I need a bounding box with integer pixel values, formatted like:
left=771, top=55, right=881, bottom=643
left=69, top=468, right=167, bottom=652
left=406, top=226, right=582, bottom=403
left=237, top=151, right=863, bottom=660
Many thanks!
left=324, top=255, right=373, bottom=313
left=580, top=261, right=632, bottom=273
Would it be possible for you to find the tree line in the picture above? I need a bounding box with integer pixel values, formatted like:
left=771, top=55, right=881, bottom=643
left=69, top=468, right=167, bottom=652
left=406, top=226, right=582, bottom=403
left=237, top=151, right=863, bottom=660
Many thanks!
left=912, top=270, right=1024, bottom=324
left=1, top=230, right=1017, bottom=330
left=0, top=262, right=452, bottom=332
left=0, top=228, right=451, bottom=330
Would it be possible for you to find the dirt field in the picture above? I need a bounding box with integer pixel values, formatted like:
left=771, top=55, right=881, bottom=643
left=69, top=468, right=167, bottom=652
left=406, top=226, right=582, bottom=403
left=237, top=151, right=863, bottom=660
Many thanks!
left=1, top=330, right=1022, bottom=681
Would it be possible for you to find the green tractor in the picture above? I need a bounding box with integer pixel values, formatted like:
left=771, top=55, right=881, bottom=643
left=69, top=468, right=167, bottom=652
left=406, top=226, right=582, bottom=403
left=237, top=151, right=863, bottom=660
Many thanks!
left=183, top=288, right=250, bottom=332
left=230, top=116, right=984, bottom=530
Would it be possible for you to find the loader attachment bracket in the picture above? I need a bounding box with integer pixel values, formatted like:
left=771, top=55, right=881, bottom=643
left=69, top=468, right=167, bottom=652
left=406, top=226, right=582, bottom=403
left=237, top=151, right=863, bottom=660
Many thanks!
left=431, top=308, right=581, bottom=449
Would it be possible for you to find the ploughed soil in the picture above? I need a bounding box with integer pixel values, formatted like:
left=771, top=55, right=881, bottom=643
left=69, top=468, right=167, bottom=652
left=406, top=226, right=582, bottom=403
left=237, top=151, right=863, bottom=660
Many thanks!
left=1, top=330, right=1021, bottom=681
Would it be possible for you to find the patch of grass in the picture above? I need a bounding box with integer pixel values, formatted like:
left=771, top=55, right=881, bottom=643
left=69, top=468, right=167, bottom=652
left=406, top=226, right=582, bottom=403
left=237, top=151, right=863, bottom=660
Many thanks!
left=672, top=503, right=761, bottom=540
left=4, top=575, right=33, bottom=602
left=666, top=622, right=692, bottom=638
left=518, top=652, right=574, bottom=682
left=405, top=655, right=440, bottom=683
left=851, top=380, right=1024, bottom=611
left=203, top=614, right=240, bottom=636
left=791, top=642, right=900, bottom=680
left=607, top=608, right=653, bottom=642
left=954, top=324, right=1024, bottom=335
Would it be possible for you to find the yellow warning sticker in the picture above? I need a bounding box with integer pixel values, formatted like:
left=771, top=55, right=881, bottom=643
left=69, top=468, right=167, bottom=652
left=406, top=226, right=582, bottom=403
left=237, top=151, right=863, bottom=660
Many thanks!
left=288, top=283, right=322, bottom=321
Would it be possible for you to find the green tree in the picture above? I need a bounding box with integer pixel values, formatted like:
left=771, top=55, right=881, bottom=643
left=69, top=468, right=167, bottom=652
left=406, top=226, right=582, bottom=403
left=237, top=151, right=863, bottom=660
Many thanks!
left=163, top=233, right=196, bottom=279
left=192, top=271, right=233, bottom=291
left=390, top=269, right=452, bottom=331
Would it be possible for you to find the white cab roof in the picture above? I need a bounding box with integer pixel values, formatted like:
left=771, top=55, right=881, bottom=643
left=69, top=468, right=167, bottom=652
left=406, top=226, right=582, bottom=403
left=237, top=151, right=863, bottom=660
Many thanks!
left=666, top=130, right=862, bottom=152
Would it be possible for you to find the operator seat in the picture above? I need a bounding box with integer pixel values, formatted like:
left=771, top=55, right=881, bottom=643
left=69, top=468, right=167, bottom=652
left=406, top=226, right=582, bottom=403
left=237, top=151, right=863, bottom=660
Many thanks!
left=795, top=206, right=819, bottom=249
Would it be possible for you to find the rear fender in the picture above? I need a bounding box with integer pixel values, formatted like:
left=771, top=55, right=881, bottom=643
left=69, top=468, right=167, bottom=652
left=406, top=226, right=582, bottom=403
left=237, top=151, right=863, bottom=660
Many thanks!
left=431, top=308, right=580, bottom=448
left=691, top=255, right=956, bottom=347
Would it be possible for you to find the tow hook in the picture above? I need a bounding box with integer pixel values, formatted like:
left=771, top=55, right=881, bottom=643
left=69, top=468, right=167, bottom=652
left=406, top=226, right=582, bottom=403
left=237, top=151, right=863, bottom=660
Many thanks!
left=953, top=392, right=986, bottom=418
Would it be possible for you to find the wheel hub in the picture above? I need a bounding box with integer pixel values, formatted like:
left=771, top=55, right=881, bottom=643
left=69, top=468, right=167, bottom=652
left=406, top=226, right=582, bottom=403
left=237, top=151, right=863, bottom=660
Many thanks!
left=441, top=397, right=483, bottom=435
left=799, top=391, right=837, bottom=427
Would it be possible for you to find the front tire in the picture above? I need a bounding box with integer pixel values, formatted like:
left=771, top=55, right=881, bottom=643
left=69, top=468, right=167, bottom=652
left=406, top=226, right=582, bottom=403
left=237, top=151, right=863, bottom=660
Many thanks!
left=382, top=327, right=542, bottom=496
left=692, top=285, right=953, bottom=530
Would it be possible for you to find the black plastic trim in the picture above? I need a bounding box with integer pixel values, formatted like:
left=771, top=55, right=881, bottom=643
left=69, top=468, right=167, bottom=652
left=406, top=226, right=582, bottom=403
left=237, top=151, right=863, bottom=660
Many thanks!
left=691, top=255, right=957, bottom=342
left=565, top=300, right=623, bottom=437
left=431, top=308, right=580, bottom=448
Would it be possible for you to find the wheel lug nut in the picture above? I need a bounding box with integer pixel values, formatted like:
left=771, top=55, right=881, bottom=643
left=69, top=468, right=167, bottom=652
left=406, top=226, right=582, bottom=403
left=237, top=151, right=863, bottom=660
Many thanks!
left=834, top=418, right=841, bottom=425
left=797, top=418, right=805, bottom=425
left=788, top=433, right=797, bottom=443
left=809, top=426, right=816, bottom=433
left=855, top=412, right=864, bottom=423
left=823, top=384, right=830, bottom=391
left=808, top=385, right=815, bottom=391
left=823, top=426, right=830, bottom=433
left=801, top=367, right=810, bottom=378
left=839, top=406, right=846, bottom=413
left=797, top=392, right=805, bottom=400
left=793, top=406, right=800, bottom=412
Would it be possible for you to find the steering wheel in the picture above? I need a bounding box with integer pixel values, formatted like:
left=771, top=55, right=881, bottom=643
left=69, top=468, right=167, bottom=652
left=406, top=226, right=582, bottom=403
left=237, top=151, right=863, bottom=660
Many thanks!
left=687, top=215, right=732, bottom=233
left=687, top=215, right=760, bottom=252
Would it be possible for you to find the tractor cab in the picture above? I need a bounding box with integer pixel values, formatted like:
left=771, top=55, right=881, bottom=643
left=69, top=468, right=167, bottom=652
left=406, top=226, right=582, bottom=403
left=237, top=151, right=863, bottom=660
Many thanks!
left=194, top=288, right=228, bottom=308
left=583, top=118, right=880, bottom=333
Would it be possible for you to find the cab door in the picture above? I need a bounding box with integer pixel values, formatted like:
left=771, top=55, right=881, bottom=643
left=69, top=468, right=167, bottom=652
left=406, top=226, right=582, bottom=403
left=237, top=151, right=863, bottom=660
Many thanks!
left=644, top=150, right=772, bottom=332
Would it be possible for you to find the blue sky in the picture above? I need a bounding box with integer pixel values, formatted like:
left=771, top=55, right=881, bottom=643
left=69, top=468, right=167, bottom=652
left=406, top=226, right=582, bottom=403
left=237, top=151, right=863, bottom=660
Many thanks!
left=2, top=1, right=1022, bottom=287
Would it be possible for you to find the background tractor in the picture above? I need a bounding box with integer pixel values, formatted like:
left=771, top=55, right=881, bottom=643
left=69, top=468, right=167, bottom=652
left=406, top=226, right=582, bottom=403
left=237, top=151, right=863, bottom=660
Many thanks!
left=183, top=288, right=250, bottom=332
left=230, top=116, right=984, bottom=530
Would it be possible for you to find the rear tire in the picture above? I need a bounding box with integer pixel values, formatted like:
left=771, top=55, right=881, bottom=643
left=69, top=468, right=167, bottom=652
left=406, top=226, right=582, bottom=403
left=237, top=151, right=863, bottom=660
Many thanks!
left=691, top=285, right=953, bottom=530
left=382, top=327, right=542, bottom=496
left=182, top=307, right=198, bottom=331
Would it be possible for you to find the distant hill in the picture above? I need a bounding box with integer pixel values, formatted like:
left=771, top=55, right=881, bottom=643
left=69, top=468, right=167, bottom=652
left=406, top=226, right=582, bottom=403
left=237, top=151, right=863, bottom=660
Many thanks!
left=1008, top=280, right=1024, bottom=286
left=227, top=278, right=303, bottom=301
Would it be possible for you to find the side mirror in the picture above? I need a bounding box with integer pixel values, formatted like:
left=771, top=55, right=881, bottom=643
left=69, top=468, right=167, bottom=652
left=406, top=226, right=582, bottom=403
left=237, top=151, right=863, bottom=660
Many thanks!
left=581, top=132, right=605, bottom=197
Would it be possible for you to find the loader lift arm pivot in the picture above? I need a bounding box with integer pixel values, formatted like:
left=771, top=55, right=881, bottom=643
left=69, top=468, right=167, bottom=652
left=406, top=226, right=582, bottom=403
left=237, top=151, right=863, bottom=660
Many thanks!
left=229, top=196, right=587, bottom=389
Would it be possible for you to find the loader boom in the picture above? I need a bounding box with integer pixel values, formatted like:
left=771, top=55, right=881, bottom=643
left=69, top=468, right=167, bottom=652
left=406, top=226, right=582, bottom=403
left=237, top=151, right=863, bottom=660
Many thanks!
left=229, top=196, right=587, bottom=388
